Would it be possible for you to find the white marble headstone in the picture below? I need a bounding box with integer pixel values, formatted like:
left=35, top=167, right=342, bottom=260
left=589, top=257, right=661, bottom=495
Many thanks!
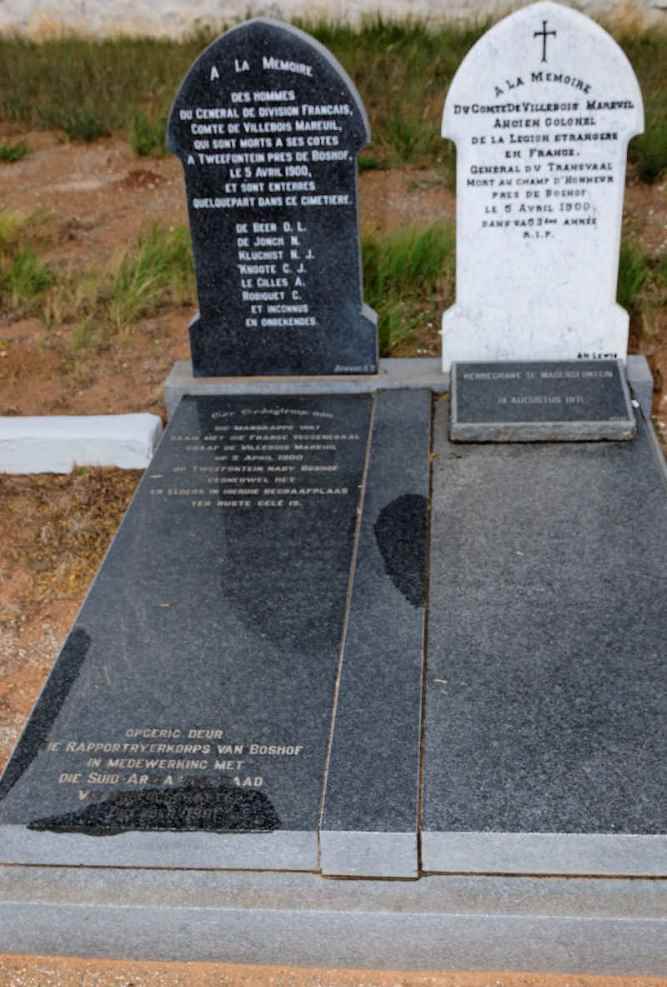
left=442, top=1, right=643, bottom=370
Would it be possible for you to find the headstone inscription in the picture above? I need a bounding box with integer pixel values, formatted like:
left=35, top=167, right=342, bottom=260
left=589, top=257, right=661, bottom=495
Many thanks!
left=450, top=359, right=636, bottom=441
left=168, top=19, right=378, bottom=377
left=441, top=1, right=643, bottom=369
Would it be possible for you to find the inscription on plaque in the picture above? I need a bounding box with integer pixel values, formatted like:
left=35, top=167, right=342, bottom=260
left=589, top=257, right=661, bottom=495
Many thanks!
left=450, top=360, right=636, bottom=442
left=168, top=19, right=377, bottom=377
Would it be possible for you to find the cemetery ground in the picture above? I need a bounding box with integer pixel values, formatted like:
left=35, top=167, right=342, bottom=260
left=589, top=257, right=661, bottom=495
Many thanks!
left=0, top=19, right=666, bottom=984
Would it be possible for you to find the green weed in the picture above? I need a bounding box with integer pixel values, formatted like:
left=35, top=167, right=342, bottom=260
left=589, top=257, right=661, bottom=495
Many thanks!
left=0, top=141, right=30, bottom=163
left=0, top=247, right=53, bottom=307
left=129, top=110, right=167, bottom=157
left=655, top=253, right=667, bottom=288
left=358, top=154, right=387, bottom=172
left=629, top=112, right=667, bottom=183
left=619, top=32, right=667, bottom=182
left=0, top=210, right=30, bottom=251
left=0, top=208, right=54, bottom=257
left=40, top=107, right=110, bottom=142
left=363, top=222, right=454, bottom=353
left=108, top=225, right=194, bottom=329
left=617, top=240, right=649, bottom=312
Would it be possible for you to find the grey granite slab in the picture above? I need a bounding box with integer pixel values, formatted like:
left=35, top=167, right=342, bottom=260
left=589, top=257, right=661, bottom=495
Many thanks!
left=320, top=389, right=431, bottom=877
left=0, top=393, right=373, bottom=869
left=164, top=357, right=449, bottom=417
left=423, top=399, right=667, bottom=876
left=167, top=19, right=377, bottom=376
left=450, top=360, right=636, bottom=442
left=627, top=353, right=655, bottom=419
left=1, top=864, right=665, bottom=974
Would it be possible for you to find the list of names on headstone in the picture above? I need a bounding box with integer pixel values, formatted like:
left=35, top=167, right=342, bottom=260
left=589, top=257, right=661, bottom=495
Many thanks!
left=168, top=19, right=377, bottom=377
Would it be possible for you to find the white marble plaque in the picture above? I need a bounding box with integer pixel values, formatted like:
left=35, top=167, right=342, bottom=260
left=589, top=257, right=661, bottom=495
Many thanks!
left=441, top=1, right=643, bottom=370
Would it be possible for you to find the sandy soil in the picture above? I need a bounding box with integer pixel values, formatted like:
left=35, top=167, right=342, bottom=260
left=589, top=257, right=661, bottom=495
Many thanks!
left=0, top=957, right=665, bottom=986
left=0, top=134, right=665, bottom=985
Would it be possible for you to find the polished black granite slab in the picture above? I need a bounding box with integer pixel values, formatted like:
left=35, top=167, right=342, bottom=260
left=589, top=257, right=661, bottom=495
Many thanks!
left=319, top=389, right=431, bottom=877
left=423, top=398, right=667, bottom=875
left=167, top=19, right=378, bottom=377
left=0, top=394, right=373, bottom=869
left=450, top=360, right=636, bottom=442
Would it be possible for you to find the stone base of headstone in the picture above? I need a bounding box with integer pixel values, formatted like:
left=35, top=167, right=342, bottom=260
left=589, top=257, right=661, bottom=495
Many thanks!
left=1, top=865, right=665, bottom=975
left=164, top=356, right=653, bottom=421
left=164, top=357, right=448, bottom=418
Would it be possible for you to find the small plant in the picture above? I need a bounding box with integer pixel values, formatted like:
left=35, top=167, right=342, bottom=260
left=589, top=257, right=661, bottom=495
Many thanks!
left=363, top=223, right=454, bottom=353
left=109, top=225, right=194, bottom=328
left=40, top=108, right=110, bottom=142
left=0, top=210, right=29, bottom=251
left=358, top=154, right=387, bottom=172
left=0, top=247, right=53, bottom=307
left=629, top=112, right=667, bottom=183
left=382, top=112, right=441, bottom=165
left=655, top=253, right=667, bottom=289
left=70, top=318, right=104, bottom=352
left=0, top=141, right=30, bottom=163
left=129, top=110, right=167, bottom=157
left=617, top=240, right=649, bottom=312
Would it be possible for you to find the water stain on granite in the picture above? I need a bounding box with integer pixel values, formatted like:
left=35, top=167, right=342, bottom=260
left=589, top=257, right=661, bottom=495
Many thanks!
left=374, top=494, right=428, bottom=607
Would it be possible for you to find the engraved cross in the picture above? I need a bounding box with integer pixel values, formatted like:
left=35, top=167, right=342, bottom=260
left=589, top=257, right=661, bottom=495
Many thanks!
left=534, top=19, right=557, bottom=63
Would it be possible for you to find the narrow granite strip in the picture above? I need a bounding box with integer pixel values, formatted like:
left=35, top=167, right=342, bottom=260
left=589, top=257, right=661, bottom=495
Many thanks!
left=320, top=389, right=431, bottom=877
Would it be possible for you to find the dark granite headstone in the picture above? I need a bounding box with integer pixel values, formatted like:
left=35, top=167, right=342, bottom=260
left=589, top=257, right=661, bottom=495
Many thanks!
left=167, top=18, right=378, bottom=377
left=423, top=397, right=667, bottom=876
left=0, top=394, right=373, bottom=870
left=450, top=360, right=636, bottom=442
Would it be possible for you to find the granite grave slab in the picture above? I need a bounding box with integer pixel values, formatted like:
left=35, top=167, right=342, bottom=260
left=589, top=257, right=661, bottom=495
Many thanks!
left=168, top=19, right=378, bottom=377
left=320, top=388, right=431, bottom=877
left=441, top=1, right=643, bottom=368
left=423, top=397, right=667, bottom=876
left=450, top=359, right=636, bottom=441
left=0, top=393, right=374, bottom=870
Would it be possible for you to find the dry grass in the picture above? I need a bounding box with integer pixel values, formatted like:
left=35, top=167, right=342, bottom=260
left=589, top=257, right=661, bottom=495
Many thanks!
left=0, top=469, right=141, bottom=607
left=0, top=19, right=664, bottom=179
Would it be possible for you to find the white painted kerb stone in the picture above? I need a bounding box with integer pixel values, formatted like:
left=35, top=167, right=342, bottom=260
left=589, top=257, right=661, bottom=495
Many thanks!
left=441, top=1, right=644, bottom=370
left=0, top=414, right=162, bottom=473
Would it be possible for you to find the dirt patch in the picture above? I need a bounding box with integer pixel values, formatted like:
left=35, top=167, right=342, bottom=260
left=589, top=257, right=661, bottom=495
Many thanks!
left=0, top=956, right=664, bottom=987
left=0, top=469, right=140, bottom=770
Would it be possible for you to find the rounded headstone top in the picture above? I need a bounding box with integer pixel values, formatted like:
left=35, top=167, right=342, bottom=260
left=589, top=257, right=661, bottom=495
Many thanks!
left=168, top=18, right=370, bottom=157
left=443, top=1, right=643, bottom=140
